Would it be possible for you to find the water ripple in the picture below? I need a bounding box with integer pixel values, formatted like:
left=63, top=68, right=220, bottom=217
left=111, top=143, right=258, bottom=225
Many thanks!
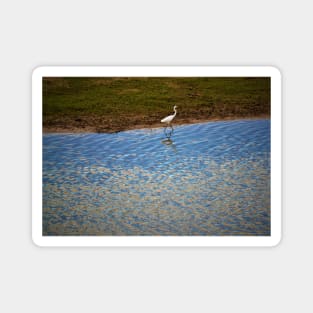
left=43, top=119, right=270, bottom=236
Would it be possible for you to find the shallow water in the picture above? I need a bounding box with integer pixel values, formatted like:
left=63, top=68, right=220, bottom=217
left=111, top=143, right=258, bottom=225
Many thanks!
left=43, top=119, right=270, bottom=236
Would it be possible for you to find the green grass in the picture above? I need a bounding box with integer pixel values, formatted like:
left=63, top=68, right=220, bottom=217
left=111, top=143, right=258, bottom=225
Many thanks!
left=43, top=77, right=270, bottom=132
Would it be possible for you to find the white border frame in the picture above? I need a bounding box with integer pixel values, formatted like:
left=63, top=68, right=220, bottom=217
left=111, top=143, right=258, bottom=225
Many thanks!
left=32, top=66, right=281, bottom=247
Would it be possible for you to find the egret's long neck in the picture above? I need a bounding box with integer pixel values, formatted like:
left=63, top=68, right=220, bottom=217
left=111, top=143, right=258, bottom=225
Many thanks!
left=173, top=107, right=177, bottom=115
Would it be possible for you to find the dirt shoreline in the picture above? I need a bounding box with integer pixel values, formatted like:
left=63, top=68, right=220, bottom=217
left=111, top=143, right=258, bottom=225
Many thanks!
left=43, top=114, right=270, bottom=134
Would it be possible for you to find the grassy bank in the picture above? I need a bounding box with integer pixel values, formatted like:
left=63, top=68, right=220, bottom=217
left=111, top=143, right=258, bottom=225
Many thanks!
left=43, top=77, right=270, bottom=133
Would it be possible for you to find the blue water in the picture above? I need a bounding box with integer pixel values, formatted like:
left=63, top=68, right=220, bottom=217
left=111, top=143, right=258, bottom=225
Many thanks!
left=43, top=119, right=270, bottom=236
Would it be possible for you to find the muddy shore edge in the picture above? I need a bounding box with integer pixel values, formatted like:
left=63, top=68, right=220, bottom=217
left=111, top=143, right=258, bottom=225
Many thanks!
left=43, top=114, right=270, bottom=134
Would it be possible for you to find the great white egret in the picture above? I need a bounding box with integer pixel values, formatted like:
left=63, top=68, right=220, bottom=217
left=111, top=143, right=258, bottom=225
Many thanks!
left=161, top=106, right=178, bottom=129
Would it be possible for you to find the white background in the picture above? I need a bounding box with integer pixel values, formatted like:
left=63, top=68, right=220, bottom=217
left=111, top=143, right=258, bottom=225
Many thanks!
left=0, top=0, right=312, bottom=312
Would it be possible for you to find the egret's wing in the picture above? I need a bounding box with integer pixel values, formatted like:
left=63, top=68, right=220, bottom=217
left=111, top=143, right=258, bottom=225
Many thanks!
left=161, top=115, right=173, bottom=123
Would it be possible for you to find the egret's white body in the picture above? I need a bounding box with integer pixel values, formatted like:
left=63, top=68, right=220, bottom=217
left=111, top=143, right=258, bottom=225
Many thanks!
left=161, top=106, right=178, bottom=125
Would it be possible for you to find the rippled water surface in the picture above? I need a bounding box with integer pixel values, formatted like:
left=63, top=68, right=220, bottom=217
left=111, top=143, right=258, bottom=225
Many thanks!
left=43, top=119, right=270, bottom=236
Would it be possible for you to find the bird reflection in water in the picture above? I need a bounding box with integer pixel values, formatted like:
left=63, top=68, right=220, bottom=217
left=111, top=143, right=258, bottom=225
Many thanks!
left=162, top=124, right=177, bottom=152
left=161, top=137, right=177, bottom=153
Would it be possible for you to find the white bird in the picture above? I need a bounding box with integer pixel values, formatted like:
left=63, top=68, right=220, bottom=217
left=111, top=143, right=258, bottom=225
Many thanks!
left=161, top=105, right=178, bottom=128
